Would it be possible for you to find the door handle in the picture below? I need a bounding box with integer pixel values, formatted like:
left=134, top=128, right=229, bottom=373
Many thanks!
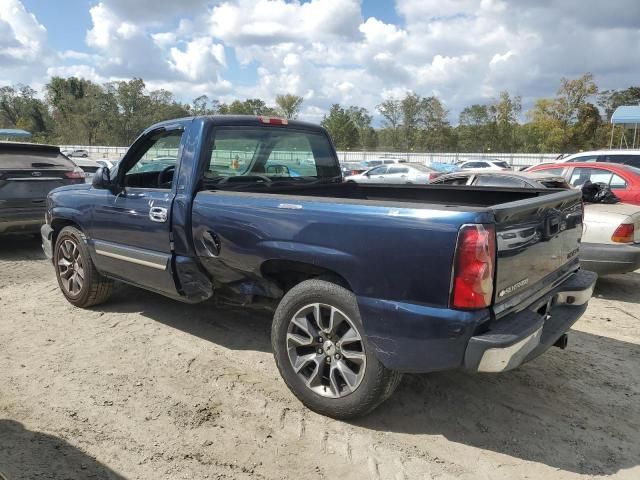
left=149, top=206, right=168, bottom=223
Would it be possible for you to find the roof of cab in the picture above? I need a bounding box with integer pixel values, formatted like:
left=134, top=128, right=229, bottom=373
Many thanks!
left=143, top=115, right=325, bottom=135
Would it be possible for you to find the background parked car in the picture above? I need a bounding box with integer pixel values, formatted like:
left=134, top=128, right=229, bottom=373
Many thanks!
left=431, top=171, right=569, bottom=188
left=342, top=157, right=407, bottom=177
left=457, top=159, right=511, bottom=170
left=432, top=170, right=640, bottom=275
left=1, top=142, right=85, bottom=235
left=62, top=148, right=89, bottom=158
left=556, top=149, right=640, bottom=168
left=527, top=162, right=640, bottom=205
left=345, top=163, right=441, bottom=184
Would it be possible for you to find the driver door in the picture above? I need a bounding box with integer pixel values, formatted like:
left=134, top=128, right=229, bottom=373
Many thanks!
left=89, top=127, right=184, bottom=296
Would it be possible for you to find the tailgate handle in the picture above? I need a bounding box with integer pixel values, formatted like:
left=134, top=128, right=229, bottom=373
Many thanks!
left=543, top=214, right=561, bottom=239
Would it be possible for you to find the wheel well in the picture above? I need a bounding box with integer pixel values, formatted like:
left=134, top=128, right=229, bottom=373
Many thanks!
left=261, top=259, right=352, bottom=294
left=51, top=219, right=81, bottom=246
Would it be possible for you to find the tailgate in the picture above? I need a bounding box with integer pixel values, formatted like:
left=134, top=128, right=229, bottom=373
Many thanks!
left=0, top=170, right=69, bottom=208
left=491, top=189, right=583, bottom=316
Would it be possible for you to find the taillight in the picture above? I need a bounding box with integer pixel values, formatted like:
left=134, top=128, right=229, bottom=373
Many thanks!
left=351, top=170, right=359, bottom=176
left=451, top=224, right=496, bottom=309
left=428, top=173, right=439, bottom=181
left=64, top=169, right=84, bottom=179
left=258, top=116, right=288, bottom=125
left=611, top=223, right=634, bottom=243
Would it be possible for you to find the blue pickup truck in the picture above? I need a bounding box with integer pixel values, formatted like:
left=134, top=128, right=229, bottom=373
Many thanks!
left=42, top=116, right=597, bottom=418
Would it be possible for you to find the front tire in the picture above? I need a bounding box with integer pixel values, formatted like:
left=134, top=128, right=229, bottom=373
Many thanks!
left=54, top=226, right=113, bottom=308
left=271, top=279, right=402, bottom=419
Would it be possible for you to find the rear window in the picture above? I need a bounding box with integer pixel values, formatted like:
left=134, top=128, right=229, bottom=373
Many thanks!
left=474, top=175, right=527, bottom=187
left=540, top=180, right=570, bottom=189
left=202, top=127, right=339, bottom=183
left=0, top=148, right=75, bottom=170
left=533, top=167, right=564, bottom=175
left=493, top=161, right=510, bottom=168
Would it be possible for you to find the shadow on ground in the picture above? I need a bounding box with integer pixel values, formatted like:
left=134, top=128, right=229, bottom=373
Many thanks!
left=0, top=419, right=124, bottom=480
left=357, top=330, right=640, bottom=476
left=0, top=235, right=45, bottom=261
left=97, top=286, right=640, bottom=476
left=594, top=271, right=640, bottom=303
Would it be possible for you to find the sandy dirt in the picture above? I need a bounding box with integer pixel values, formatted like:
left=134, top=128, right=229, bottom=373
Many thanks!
left=0, top=235, right=638, bottom=480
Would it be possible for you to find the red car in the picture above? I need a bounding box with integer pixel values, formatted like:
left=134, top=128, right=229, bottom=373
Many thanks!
left=527, top=162, right=640, bottom=205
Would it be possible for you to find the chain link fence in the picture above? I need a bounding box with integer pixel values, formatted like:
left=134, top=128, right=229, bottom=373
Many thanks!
left=61, top=145, right=559, bottom=168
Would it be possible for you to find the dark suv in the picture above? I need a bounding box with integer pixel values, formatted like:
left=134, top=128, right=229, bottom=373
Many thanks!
left=1, top=142, right=85, bottom=235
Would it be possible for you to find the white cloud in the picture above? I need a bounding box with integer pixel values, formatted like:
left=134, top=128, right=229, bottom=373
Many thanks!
left=169, top=37, right=226, bottom=81
left=0, top=0, right=46, bottom=59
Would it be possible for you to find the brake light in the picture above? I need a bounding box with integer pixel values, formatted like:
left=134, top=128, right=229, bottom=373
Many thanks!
left=611, top=223, right=634, bottom=243
left=451, top=224, right=496, bottom=309
left=258, top=116, right=288, bottom=125
left=64, top=169, right=84, bottom=179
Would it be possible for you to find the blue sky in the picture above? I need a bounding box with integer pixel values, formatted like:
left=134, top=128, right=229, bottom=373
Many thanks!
left=3, top=0, right=640, bottom=122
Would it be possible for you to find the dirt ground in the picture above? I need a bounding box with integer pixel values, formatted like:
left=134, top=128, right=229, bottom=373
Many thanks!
left=0, top=235, right=638, bottom=480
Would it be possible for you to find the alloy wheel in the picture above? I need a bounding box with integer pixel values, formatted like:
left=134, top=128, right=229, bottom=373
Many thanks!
left=286, top=303, right=366, bottom=398
left=57, top=238, right=85, bottom=296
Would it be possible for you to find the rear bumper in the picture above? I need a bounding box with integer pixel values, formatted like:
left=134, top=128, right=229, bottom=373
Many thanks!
left=358, top=269, right=596, bottom=373
left=580, top=242, right=640, bottom=276
left=464, top=269, right=597, bottom=372
left=0, top=207, right=45, bottom=234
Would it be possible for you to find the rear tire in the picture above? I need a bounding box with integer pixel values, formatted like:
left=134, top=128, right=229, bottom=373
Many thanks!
left=271, top=279, right=402, bottom=419
left=54, top=226, right=113, bottom=308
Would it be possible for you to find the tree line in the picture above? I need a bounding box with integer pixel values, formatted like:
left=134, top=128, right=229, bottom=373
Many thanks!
left=1, top=73, right=638, bottom=153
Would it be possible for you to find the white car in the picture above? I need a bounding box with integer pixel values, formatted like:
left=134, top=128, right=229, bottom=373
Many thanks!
left=345, top=164, right=441, bottom=184
left=457, top=159, right=511, bottom=170
left=581, top=203, right=640, bottom=275
left=556, top=149, right=640, bottom=168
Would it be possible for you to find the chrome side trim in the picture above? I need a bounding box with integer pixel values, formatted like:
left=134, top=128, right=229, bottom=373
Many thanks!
left=94, top=240, right=168, bottom=270
left=477, top=327, right=542, bottom=372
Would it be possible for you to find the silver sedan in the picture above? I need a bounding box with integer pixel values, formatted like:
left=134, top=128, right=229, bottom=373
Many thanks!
left=345, top=164, right=440, bottom=184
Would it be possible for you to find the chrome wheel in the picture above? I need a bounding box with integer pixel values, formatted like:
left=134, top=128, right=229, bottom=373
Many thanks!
left=57, top=238, right=84, bottom=296
left=286, top=303, right=366, bottom=398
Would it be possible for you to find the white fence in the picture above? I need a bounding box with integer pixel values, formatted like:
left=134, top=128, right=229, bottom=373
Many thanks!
left=61, top=145, right=559, bottom=168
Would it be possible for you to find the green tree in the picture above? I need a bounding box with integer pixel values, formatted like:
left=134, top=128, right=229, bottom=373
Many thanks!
left=275, top=94, right=303, bottom=119
left=377, top=98, right=402, bottom=149
left=321, top=104, right=359, bottom=149
left=598, top=87, right=640, bottom=120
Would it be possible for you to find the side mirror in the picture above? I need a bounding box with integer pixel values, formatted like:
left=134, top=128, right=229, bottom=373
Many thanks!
left=92, top=166, right=111, bottom=189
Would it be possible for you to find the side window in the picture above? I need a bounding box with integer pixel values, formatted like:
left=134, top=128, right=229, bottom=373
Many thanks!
left=387, top=167, right=408, bottom=174
left=569, top=168, right=612, bottom=187
left=368, top=166, right=388, bottom=175
left=567, top=155, right=598, bottom=163
left=124, top=129, right=184, bottom=189
left=602, top=154, right=640, bottom=168
left=474, top=175, right=527, bottom=187
left=610, top=174, right=627, bottom=189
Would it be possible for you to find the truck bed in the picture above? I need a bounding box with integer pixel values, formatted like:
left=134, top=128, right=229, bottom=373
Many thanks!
left=206, top=181, right=553, bottom=209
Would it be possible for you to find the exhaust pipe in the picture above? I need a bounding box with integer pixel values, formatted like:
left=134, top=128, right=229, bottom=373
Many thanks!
left=553, top=333, right=568, bottom=350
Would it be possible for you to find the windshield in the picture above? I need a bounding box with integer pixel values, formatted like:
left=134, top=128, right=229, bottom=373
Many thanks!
left=202, top=127, right=339, bottom=187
